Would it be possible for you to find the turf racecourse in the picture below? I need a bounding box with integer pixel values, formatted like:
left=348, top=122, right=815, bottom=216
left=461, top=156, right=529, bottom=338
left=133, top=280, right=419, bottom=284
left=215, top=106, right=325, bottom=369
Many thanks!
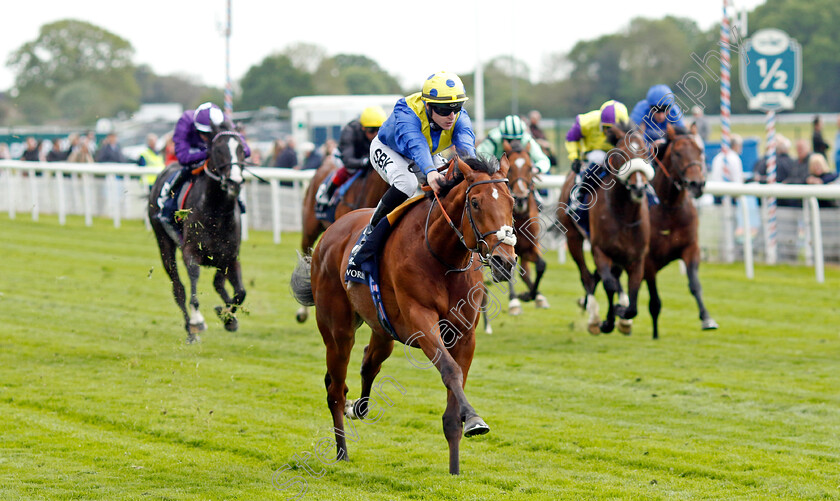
left=1, top=214, right=838, bottom=501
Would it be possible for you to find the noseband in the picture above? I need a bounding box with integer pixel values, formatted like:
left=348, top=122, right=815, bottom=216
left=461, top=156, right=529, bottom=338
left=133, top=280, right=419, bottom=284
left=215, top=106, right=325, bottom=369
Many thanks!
left=204, top=131, right=246, bottom=186
left=425, top=177, right=516, bottom=274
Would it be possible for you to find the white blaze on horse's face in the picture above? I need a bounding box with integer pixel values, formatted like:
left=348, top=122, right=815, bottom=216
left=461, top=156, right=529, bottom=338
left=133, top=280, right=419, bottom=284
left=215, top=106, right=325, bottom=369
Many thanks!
left=227, top=137, right=243, bottom=184
left=514, top=157, right=526, bottom=168
left=492, top=187, right=499, bottom=200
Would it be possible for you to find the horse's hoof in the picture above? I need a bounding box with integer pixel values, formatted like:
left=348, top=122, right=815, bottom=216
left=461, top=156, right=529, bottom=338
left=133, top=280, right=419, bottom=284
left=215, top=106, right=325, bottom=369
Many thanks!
left=702, top=318, right=719, bottom=330
left=599, top=321, right=615, bottom=334
left=484, top=325, right=493, bottom=335
left=618, top=318, right=633, bottom=335
left=517, top=291, right=533, bottom=302
left=345, top=399, right=360, bottom=420
left=508, top=298, right=522, bottom=316
left=188, top=322, right=207, bottom=335
left=224, top=317, right=239, bottom=332
left=588, top=322, right=601, bottom=336
left=535, top=294, right=550, bottom=309
left=464, top=416, right=490, bottom=437
left=295, top=306, right=308, bottom=324
left=576, top=297, right=586, bottom=311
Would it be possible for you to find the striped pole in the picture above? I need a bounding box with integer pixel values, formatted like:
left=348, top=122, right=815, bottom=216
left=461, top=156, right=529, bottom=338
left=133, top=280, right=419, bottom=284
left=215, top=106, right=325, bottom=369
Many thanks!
left=224, top=0, right=233, bottom=116
left=765, top=110, right=777, bottom=264
left=720, top=0, right=731, bottom=177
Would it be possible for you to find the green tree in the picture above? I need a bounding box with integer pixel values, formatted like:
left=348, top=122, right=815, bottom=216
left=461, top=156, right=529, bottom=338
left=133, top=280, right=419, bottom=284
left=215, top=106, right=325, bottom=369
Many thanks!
left=6, top=19, right=140, bottom=124
left=238, top=53, right=313, bottom=110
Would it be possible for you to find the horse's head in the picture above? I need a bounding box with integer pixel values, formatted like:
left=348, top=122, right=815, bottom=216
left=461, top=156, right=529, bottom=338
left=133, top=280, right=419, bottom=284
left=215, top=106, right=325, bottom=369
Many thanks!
left=665, top=124, right=706, bottom=198
left=443, top=155, right=517, bottom=282
left=502, top=141, right=535, bottom=216
left=607, top=122, right=655, bottom=204
left=206, top=126, right=246, bottom=198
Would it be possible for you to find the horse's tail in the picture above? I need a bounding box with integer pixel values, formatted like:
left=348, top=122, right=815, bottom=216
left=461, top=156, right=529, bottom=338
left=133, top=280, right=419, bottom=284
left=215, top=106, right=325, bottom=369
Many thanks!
left=290, top=252, right=315, bottom=306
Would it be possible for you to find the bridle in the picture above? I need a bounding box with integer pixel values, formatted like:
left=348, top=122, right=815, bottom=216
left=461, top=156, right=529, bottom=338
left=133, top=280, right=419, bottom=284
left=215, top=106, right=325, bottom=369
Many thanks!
left=505, top=152, right=537, bottom=216
left=424, top=176, right=517, bottom=274
left=653, top=136, right=704, bottom=192
left=204, top=131, right=246, bottom=192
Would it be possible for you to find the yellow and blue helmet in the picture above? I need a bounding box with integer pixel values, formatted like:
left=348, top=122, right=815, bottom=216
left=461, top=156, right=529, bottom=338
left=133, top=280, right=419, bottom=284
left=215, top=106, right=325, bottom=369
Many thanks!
left=599, top=100, right=629, bottom=128
left=421, top=71, right=469, bottom=104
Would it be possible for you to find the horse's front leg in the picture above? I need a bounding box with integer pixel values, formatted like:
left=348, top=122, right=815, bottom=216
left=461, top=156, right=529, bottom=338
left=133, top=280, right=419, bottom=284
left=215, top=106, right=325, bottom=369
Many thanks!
left=682, top=247, right=718, bottom=331
left=617, top=260, right=643, bottom=323
left=529, top=256, right=549, bottom=309
left=593, top=248, right=617, bottom=334
left=184, top=256, right=206, bottom=343
left=347, top=333, right=395, bottom=420
left=507, top=275, right=522, bottom=316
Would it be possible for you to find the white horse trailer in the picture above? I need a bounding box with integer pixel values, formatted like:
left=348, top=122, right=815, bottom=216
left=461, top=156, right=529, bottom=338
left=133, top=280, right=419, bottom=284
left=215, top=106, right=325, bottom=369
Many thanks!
left=288, top=95, right=402, bottom=150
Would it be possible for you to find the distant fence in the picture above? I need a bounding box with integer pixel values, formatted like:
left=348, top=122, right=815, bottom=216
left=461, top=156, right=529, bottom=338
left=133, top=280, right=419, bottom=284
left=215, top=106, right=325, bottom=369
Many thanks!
left=2, top=160, right=840, bottom=282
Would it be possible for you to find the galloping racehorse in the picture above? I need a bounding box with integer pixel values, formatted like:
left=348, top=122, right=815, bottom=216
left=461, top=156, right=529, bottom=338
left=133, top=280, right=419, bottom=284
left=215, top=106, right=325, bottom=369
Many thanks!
left=291, top=155, right=517, bottom=475
left=646, top=125, right=718, bottom=339
left=148, top=124, right=247, bottom=343
left=497, top=142, right=548, bottom=317
left=555, top=123, right=654, bottom=335
left=297, top=156, right=388, bottom=322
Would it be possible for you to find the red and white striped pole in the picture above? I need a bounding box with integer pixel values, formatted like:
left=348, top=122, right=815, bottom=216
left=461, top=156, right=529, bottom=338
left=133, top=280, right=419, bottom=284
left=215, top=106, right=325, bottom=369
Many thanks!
left=765, top=110, right=777, bottom=264
left=720, top=0, right=731, bottom=180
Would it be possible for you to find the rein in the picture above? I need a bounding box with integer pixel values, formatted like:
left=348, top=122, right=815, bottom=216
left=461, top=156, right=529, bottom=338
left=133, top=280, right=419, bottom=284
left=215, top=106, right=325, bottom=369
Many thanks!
left=423, top=177, right=513, bottom=274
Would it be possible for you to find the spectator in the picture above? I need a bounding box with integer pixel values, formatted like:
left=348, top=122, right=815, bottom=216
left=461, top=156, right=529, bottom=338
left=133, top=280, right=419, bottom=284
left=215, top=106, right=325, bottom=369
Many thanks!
left=806, top=153, right=838, bottom=208
left=249, top=147, right=263, bottom=167
left=84, top=131, right=98, bottom=155
left=300, top=141, right=322, bottom=171
left=707, top=134, right=744, bottom=204
left=95, top=133, right=127, bottom=163
left=22, top=137, right=41, bottom=161
left=137, top=133, right=164, bottom=190
left=812, top=115, right=829, bottom=159
left=691, top=106, right=710, bottom=142
left=273, top=136, right=298, bottom=169
left=322, top=139, right=338, bottom=158
left=527, top=110, right=558, bottom=167
left=0, top=142, right=10, bottom=160
left=792, top=139, right=811, bottom=184
left=46, top=138, right=70, bottom=162
left=689, top=122, right=705, bottom=151
left=753, top=135, right=797, bottom=184
left=67, top=137, right=94, bottom=163
left=265, top=138, right=285, bottom=166
left=159, top=131, right=177, bottom=165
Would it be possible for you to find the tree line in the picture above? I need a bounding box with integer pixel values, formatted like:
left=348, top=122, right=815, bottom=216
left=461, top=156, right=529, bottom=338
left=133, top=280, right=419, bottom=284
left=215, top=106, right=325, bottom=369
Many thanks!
left=2, top=0, right=837, bottom=127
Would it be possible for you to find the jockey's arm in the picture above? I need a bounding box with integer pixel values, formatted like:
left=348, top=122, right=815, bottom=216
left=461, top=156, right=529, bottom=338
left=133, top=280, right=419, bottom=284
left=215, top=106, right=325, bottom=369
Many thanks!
left=475, top=135, right=498, bottom=160
left=526, top=136, right=551, bottom=173
left=393, top=110, right=436, bottom=175
left=450, top=109, right=477, bottom=158
left=338, top=123, right=368, bottom=171
left=565, top=116, right=584, bottom=162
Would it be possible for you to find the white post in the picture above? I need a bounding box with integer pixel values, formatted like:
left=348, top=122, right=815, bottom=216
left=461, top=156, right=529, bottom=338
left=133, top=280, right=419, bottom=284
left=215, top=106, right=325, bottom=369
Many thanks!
left=6, top=168, right=15, bottom=219
left=808, top=197, right=824, bottom=283
left=29, top=169, right=39, bottom=222
left=739, top=195, right=754, bottom=279
left=82, top=173, right=93, bottom=227
left=56, top=171, right=66, bottom=226
left=270, top=179, right=281, bottom=244
left=722, top=196, right=734, bottom=263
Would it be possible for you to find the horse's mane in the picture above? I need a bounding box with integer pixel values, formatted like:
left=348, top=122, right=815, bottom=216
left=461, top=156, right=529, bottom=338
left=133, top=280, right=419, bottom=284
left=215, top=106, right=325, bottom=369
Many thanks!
left=431, top=154, right=500, bottom=199
left=605, top=120, right=634, bottom=146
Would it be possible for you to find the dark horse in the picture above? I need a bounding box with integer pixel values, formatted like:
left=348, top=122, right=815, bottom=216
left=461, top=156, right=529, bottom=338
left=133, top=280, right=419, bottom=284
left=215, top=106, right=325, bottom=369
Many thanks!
left=296, top=155, right=389, bottom=323
left=646, top=125, right=718, bottom=339
left=555, top=123, right=654, bottom=335
left=148, top=125, right=247, bottom=343
left=291, top=155, right=517, bottom=475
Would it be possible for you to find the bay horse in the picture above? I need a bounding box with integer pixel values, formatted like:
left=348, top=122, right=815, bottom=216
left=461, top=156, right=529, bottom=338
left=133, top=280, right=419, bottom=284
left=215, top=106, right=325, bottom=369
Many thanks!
left=555, top=122, right=654, bottom=335
left=291, top=155, right=517, bottom=475
left=646, top=124, right=718, bottom=339
left=487, top=141, right=548, bottom=322
left=148, top=124, right=247, bottom=344
left=297, top=155, right=388, bottom=322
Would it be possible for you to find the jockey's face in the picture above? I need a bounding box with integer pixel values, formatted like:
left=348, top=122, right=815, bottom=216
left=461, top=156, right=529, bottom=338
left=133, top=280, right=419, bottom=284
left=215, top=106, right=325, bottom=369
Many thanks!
left=429, top=103, right=461, bottom=130
left=363, top=127, right=379, bottom=141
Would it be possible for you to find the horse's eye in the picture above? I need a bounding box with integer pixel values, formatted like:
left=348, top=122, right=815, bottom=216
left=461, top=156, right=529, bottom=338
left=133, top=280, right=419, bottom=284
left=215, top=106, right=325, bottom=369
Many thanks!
left=471, top=199, right=479, bottom=210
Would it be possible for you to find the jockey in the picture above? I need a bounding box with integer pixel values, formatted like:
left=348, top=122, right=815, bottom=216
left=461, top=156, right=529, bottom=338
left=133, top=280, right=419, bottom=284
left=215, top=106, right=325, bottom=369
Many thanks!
left=346, top=71, right=476, bottom=271
left=565, top=100, right=630, bottom=208
left=630, top=84, right=686, bottom=145
left=476, top=114, right=551, bottom=174
left=154, top=102, right=251, bottom=238
left=315, top=106, right=388, bottom=204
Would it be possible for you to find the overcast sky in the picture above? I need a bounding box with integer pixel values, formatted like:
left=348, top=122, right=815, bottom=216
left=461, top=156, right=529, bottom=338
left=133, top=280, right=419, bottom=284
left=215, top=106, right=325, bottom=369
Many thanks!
left=1, top=0, right=765, bottom=92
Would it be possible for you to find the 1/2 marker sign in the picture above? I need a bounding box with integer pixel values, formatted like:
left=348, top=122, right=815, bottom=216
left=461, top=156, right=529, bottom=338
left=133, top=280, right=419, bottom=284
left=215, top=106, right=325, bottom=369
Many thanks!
left=740, top=28, right=802, bottom=111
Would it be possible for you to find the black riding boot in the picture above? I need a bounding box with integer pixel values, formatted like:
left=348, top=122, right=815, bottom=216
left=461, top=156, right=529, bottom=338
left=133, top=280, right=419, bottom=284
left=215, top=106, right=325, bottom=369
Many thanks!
left=347, top=186, right=410, bottom=270
left=156, top=168, right=187, bottom=242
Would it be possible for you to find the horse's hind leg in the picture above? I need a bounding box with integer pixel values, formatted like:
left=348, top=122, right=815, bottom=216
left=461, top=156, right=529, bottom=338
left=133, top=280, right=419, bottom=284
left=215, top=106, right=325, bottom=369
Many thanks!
left=321, top=321, right=356, bottom=462
left=347, top=332, right=395, bottom=420
left=157, top=234, right=191, bottom=337
left=682, top=248, right=718, bottom=331
left=568, top=233, right=600, bottom=333
left=214, top=262, right=246, bottom=332
left=593, top=249, right=617, bottom=334
left=646, top=267, right=662, bottom=340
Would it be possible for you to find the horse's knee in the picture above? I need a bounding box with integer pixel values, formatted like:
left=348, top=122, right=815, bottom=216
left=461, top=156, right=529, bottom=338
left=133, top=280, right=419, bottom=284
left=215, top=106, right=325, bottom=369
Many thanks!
left=602, top=276, right=619, bottom=294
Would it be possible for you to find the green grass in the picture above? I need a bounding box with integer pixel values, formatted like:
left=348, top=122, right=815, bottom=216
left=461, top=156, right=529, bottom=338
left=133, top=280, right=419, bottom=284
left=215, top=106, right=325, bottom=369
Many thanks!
left=1, top=214, right=839, bottom=500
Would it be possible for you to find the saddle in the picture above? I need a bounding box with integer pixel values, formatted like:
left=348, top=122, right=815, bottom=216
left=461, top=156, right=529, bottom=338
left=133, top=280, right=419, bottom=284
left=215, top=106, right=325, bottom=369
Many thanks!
left=344, top=194, right=426, bottom=341
left=315, top=170, right=365, bottom=223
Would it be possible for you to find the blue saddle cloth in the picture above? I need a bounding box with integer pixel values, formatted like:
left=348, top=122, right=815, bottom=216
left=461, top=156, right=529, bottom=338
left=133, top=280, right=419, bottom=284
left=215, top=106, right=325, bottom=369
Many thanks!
left=344, top=224, right=399, bottom=341
left=314, top=170, right=364, bottom=223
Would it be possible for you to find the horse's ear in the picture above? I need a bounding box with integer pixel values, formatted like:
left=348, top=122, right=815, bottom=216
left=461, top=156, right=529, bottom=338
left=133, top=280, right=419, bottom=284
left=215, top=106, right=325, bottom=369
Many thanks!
left=612, top=125, right=627, bottom=141
left=523, top=141, right=531, bottom=153
left=499, top=154, right=511, bottom=178
left=666, top=123, right=676, bottom=142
